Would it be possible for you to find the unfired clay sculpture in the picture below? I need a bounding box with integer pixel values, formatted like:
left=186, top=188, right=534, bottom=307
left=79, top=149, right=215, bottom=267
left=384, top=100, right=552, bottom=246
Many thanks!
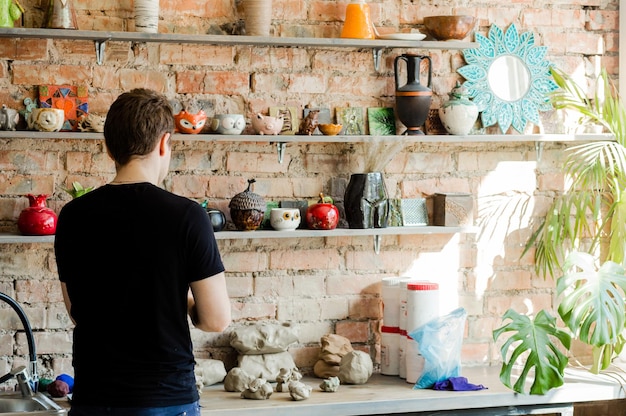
left=230, top=324, right=298, bottom=355
left=338, top=350, right=373, bottom=385
left=240, top=378, right=273, bottom=400
left=194, top=358, right=227, bottom=389
left=238, top=351, right=297, bottom=381
left=275, top=367, right=303, bottom=392
left=319, top=376, right=340, bottom=392
left=288, top=381, right=312, bottom=401
left=313, top=333, right=354, bottom=378
left=224, top=367, right=255, bottom=392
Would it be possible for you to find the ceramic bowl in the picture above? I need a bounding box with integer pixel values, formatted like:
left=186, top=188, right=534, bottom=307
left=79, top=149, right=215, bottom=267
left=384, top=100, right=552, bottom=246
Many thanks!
left=422, top=15, right=476, bottom=41
left=318, top=123, right=343, bottom=136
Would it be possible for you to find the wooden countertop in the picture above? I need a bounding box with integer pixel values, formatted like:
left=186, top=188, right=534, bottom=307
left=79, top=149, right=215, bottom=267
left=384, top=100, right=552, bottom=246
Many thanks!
left=198, top=366, right=626, bottom=415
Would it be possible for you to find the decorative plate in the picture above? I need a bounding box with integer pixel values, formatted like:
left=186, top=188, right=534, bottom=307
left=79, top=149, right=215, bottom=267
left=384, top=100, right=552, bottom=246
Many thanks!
left=457, top=24, right=559, bottom=133
left=377, top=33, right=426, bottom=41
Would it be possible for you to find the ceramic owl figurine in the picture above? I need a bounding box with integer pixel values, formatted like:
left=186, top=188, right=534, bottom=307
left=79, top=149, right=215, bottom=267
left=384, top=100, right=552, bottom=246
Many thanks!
left=211, top=114, right=246, bottom=135
left=270, top=208, right=301, bottom=231
left=174, top=110, right=207, bottom=134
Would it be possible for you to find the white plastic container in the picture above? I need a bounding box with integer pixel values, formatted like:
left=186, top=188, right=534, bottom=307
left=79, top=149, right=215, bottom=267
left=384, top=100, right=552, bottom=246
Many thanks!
left=405, top=281, right=439, bottom=384
left=380, top=325, right=400, bottom=375
left=406, top=281, right=439, bottom=335
left=405, top=336, right=425, bottom=384
left=398, top=277, right=415, bottom=379
left=381, top=277, right=402, bottom=328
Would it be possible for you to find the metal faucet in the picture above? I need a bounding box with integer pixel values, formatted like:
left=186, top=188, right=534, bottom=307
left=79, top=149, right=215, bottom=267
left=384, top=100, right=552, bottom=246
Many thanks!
left=0, top=292, right=39, bottom=396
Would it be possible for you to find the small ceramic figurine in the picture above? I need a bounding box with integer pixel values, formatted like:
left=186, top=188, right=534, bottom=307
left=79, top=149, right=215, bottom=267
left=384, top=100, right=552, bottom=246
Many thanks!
left=174, top=110, right=207, bottom=134
left=251, top=113, right=283, bottom=135
left=211, top=114, right=246, bottom=135
left=0, top=0, right=23, bottom=28
left=0, top=104, right=19, bottom=130
left=28, top=108, right=65, bottom=132
left=298, top=109, right=319, bottom=135
left=77, top=113, right=106, bottom=132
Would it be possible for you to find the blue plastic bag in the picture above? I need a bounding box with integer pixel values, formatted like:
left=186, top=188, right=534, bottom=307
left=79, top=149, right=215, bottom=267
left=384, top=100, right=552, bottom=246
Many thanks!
left=409, top=307, right=467, bottom=389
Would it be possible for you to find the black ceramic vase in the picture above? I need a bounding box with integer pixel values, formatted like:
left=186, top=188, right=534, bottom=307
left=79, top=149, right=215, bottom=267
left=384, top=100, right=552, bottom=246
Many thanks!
left=394, top=54, right=432, bottom=135
left=344, top=172, right=389, bottom=229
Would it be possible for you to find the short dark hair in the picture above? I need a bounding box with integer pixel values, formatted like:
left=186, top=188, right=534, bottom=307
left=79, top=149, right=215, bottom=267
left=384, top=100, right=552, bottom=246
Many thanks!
left=104, top=88, right=174, bottom=166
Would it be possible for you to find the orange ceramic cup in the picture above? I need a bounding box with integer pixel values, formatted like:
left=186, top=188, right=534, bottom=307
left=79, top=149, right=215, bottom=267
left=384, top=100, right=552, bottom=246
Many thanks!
left=340, top=0, right=376, bottom=39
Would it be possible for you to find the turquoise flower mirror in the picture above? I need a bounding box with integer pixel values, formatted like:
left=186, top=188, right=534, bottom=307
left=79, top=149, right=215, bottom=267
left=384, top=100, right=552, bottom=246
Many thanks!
left=457, top=23, right=559, bottom=134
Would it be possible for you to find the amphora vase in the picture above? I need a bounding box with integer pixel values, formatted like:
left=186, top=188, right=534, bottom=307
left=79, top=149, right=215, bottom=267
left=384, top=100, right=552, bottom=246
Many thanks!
left=344, top=172, right=389, bottom=229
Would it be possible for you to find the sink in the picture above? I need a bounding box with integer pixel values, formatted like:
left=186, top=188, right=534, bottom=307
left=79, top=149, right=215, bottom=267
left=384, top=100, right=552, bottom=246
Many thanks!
left=0, top=392, right=66, bottom=415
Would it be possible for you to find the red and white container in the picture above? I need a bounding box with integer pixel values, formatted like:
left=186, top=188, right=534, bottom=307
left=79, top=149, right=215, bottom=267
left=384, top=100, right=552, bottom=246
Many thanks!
left=380, top=325, right=400, bottom=375
left=405, top=281, right=439, bottom=384
left=381, top=277, right=402, bottom=328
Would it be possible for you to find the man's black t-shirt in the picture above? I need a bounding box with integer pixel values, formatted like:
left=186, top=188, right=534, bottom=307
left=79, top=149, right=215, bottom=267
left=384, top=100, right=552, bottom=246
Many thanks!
left=54, top=183, right=225, bottom=408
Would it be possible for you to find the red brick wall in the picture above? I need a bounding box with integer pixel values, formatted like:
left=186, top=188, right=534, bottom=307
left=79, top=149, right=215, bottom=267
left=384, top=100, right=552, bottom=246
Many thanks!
left=0, top=0, right=619, bottom=381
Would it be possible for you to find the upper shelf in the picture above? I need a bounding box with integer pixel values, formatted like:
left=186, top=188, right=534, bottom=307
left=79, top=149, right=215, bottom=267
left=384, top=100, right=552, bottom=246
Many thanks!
left=0, top=27, right=476, bottom=50
left=0, top=130, right=613, bottom=143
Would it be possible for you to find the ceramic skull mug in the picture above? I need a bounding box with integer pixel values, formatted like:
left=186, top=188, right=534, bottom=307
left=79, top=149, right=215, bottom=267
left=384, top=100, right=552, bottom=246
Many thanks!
left=270, top=208, right=301, bottom=231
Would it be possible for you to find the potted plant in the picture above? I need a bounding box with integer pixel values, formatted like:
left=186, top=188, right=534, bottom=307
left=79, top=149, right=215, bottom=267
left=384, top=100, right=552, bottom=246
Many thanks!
left=63, top=181, right=93, bottom=199
left=494, top=67, right=626, bottom=394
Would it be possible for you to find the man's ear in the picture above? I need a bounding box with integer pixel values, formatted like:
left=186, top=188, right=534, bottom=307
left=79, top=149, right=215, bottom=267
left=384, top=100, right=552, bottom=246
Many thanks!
left=159, top=132, right=171, bottom=156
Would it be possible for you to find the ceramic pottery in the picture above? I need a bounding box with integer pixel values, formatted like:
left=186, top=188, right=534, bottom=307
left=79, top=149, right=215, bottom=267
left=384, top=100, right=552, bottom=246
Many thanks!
left=174, top=110, right=207, bottom=134
left=211, top=114, right=246, bottom=135
left=243, top=0, right=272, bottom=36
left=229, top=179, right=266, bottom=231
left=251, top=113, right=283, bottom=135
left=206, top=207, right=226, bottom=232
left=340, top=0, right=376, bottom=39
left=134, top=0, right=159, bottom=33
left=438, top=81, right=478, bottom=135
left=28, top=108, right=65, bottom=132
left=0, top=0, right=22, bottom=28
left=306, top=197, right=339, bottom=230
left=344, top=172, right=389, bottom=229
left=77, top=113, right=106, bottom=132
left=394, top=54, right=432, bottom=135
left=18, top=194, right=57, bottom=236
left=270, top=208, right=300, bottom=231
left=0, top=104, right=19, bottom=130
left=45, top=0, right=78, bottom=29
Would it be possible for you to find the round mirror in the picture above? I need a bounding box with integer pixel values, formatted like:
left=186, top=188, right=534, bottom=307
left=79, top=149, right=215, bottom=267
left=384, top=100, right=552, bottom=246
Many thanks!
left=457, top=24, right=558, bottom=133
left=488, top=55, right=530, bottom=102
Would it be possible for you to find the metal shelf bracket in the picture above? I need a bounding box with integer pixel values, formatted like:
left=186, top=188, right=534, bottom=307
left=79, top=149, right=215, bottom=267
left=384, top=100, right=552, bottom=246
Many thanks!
left=374, top=235, right=381, bottom=254
left=373, top=48, right=383, bottom=72
left=94, top=40, right=106, bottom=65
left=277, top=142, right=286, bottom=163
left=535, top=141, right=544, bottom=162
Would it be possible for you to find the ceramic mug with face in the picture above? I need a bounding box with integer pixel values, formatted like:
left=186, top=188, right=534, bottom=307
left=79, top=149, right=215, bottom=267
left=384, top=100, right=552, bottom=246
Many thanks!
left=211, top=114, right=246, bottom=135
left=270, top=208, right=301, bottom=231
left=28, top=108, right=66, bottom=132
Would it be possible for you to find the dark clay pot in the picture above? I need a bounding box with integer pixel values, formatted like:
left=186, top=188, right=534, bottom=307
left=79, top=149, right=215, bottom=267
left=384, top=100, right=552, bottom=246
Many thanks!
left=394, top=54, right=432, bottom=135
left=206, top=207, right=226, bottom=232
left=344, top=172, right=389, bottom=229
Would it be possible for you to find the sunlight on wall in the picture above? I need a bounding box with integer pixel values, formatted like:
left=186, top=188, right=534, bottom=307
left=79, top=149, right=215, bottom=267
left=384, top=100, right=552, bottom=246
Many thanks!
left=475, top=160, right=538, bottom=298
left=401, top=234, right=462, bottom=315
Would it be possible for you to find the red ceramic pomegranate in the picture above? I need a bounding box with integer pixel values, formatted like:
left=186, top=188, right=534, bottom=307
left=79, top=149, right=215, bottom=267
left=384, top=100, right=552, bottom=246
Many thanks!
left=17, top=194, right=58, bottom=236
left=306, top=193, right=339, bottom=230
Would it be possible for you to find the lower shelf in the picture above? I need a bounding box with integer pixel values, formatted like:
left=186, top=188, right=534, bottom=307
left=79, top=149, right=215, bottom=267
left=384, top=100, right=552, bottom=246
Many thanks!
left=0, top=226, right=475, bottom=245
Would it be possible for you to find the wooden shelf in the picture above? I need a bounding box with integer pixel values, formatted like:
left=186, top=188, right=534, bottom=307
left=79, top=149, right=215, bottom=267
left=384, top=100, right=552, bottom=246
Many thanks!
left=0, top=226, right=475, bottom=244
left=0, top=130, right=614, bottom=143
left=0, top=28, right=476, bottom=50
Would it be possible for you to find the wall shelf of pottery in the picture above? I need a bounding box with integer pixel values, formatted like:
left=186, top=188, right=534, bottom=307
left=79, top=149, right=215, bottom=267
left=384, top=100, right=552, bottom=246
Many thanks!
left=0, top=27, right=477, bottom=68
left=0, top=226, right=477, bottom=254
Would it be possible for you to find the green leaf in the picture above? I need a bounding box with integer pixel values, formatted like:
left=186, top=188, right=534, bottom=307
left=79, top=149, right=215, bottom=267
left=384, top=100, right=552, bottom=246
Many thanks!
left=493, top=309, right=571, bottom=395
left=557, top=252, right=626, bottom=353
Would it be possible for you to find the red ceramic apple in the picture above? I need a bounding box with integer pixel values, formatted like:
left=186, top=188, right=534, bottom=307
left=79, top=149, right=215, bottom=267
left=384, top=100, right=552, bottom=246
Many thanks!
left=306, top=193, right=339, bottom=230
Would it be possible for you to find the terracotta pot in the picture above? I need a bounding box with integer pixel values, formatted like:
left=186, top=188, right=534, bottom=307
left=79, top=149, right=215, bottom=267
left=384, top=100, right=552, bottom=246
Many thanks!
left=17, top=194, right=57, bottom=236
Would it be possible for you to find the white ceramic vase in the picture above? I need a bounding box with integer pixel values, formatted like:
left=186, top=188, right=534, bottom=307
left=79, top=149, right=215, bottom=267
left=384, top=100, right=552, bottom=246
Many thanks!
left=438, top=81, right=478, bottom=136
left=134, top=0, right=159, bottom=33
left=243, top=0, right=272, bottom=36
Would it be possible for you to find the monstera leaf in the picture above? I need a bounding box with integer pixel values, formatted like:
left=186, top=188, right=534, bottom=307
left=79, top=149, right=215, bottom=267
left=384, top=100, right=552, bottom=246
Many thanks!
left=557, top=251, right=626, bottom=372
left=493, top=309, right=571, bottom=395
